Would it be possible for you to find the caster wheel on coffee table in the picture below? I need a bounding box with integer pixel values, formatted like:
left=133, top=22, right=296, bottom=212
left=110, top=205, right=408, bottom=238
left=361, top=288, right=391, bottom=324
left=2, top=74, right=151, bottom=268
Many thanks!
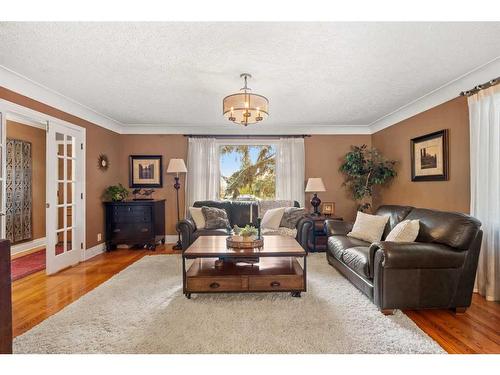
left=291, top=292, right=301, bottom=298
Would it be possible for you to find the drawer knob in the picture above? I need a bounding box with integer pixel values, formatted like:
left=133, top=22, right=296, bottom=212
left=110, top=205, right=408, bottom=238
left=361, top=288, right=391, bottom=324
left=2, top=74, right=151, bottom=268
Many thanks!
left=141, top=228, right=149, bottom=232
left=113, top=229, right=121, bottom=233
left=209, top=282, right=220, bottom=289
left=270, top=281, right=281, bottom=287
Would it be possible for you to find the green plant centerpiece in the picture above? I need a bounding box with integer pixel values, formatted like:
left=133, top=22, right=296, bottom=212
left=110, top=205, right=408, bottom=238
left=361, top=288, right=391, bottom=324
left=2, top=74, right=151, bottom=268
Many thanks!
left=339, top=145, right=397, bottom=212
left=233, top=224, right=259, bottom=241
left=103, top=184, right=129, bottom=202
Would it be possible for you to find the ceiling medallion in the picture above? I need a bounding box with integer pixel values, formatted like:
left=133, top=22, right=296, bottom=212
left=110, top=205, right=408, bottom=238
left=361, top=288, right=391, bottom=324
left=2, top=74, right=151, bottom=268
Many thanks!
left=223, top=73, right=269, bottom=126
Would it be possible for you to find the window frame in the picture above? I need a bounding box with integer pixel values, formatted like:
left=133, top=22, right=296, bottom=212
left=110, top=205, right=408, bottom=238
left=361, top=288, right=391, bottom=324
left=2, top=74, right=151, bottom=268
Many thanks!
left=217, top=139, right=278, bottom=201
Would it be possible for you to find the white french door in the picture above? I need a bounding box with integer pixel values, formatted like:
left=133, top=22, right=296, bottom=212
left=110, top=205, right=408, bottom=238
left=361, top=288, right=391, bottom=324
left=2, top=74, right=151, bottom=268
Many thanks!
left=0, top=112, right=5, bottom=238
left=46, top=121, right=84, bottom=274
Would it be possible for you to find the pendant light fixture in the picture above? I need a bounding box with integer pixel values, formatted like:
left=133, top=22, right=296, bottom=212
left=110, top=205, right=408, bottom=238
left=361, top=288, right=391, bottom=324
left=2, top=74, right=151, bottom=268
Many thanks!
left=223, top=73, right=269, bottom=126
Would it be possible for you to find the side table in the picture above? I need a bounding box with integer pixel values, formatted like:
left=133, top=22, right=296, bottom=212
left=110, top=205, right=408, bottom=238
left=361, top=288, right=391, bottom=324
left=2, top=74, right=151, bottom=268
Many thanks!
left=306, top=214, right=343, bottom=252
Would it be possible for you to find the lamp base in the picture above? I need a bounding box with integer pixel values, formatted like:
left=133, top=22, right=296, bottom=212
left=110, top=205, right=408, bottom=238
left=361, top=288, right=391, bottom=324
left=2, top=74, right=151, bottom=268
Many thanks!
left=310, top=193, right=321, bottom=215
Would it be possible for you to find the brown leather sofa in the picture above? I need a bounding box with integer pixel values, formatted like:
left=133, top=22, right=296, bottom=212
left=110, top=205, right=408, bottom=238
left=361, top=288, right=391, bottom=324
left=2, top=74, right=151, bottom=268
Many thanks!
left=177, top=200, right=312, bottom=250
left=325, top=205, right=483, bottom=314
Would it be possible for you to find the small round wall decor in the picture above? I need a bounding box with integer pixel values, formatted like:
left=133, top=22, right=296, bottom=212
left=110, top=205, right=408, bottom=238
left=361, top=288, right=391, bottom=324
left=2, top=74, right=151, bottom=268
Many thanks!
left=98, top=154, right=110, bottom=171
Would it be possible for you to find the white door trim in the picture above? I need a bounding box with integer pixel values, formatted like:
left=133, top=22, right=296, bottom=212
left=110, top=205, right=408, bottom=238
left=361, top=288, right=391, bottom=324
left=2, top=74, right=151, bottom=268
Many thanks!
left=0, top=99, right=86, bottom=263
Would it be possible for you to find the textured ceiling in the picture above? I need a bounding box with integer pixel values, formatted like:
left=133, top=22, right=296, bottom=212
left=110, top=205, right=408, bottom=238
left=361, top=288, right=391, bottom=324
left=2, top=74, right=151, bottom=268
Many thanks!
left=1, top=22, right=500, bottom=130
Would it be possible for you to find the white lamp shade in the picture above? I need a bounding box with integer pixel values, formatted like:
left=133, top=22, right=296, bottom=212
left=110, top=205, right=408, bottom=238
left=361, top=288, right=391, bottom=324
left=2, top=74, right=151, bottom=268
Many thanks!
left=166, top=158, right=187, bottom=173
left=305, top=177, right=326, bottom=192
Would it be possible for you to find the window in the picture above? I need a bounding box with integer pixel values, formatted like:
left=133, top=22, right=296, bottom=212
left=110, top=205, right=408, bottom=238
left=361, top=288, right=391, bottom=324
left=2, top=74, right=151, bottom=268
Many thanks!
left=219, top=144, right=276, bottom=200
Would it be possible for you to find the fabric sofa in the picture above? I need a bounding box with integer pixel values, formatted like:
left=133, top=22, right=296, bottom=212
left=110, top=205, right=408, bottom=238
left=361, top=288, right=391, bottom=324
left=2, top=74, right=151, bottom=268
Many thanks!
left=177, top=200, right=312, bottom=250
left=325, top=205, right=483, bottom=313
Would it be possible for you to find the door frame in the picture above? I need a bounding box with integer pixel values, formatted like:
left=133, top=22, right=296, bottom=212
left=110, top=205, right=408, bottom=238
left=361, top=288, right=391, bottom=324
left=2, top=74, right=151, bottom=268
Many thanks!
left=0, top=99, right=86, bottom=263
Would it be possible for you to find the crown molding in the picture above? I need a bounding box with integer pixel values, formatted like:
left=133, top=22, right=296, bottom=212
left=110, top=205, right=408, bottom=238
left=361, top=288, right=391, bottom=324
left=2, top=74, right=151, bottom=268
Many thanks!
left=0, top=65, right=124, bottom=134
left=369, top=57, right=500, bottom=134
left=120, top=123, right=372, bottom=135
left=2, top=56, right=499, bottom=136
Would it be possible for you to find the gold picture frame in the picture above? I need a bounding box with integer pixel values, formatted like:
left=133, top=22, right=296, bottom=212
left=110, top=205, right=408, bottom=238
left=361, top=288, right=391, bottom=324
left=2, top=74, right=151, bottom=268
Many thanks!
left=322, top=202, right=335, bottom=216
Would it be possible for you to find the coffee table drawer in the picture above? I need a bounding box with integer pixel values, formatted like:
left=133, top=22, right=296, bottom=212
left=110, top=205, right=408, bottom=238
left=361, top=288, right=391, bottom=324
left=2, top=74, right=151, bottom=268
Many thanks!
left=248, top=275, right=304, bottom=291
left=187, top=277, right=247, bottom=292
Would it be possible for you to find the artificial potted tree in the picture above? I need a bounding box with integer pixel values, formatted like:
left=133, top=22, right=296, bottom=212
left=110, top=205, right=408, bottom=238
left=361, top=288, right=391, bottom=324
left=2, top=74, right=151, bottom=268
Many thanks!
left=339, top=145, right=397, bottom=212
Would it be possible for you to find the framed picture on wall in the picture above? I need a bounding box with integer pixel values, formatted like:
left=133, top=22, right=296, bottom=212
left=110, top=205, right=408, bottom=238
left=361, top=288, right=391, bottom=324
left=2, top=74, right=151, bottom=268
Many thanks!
left=129, top=155, right=163, bottom=188
left=322, top=202, right=335, bottom=216
left=411, top=129, right=449, bottom=182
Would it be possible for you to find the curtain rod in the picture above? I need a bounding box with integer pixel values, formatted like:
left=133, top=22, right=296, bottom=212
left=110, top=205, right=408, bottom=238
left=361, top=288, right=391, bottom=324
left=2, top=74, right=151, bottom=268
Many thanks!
left=460, top=76, right=499, bottom=97
left=184, top=134, right=311, bottom=139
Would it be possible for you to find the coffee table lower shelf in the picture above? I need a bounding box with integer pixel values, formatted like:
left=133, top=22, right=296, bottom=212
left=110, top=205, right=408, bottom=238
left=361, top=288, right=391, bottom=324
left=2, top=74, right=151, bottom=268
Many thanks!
left=183, top=256, right=306, bottom=298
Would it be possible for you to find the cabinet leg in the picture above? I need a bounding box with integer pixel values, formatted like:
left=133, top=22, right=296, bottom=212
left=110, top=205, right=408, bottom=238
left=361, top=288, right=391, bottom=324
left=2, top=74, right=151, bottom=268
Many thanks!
left=291, top=291, right=301, bottom=298
left=453, top=307, right=467, bottom=314
left=185, top=293, right=191, bottom=299
left=381, top=309, right=395, bottom=315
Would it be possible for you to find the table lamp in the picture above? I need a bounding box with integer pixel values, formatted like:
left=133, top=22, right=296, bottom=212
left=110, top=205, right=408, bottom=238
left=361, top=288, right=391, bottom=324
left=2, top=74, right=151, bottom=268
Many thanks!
left=305, top=177, right=326, bottom=216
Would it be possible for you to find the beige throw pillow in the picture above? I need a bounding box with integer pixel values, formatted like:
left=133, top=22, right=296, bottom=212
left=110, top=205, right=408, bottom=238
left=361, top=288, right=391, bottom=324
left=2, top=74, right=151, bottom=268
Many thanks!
left=261, top=207, right=286, bottom=230
left=385, top=219, right=420, bottom=242
left=347, top=211, right=389, bottom=243
left=189, top=207, right=205, bottom=229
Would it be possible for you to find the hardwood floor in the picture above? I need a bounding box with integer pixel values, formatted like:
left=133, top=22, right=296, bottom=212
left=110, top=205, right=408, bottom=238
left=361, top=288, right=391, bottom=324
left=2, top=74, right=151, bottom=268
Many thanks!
left=405, top=296, right=500, bottom=354
left=11, top=247, right=500, bottom=353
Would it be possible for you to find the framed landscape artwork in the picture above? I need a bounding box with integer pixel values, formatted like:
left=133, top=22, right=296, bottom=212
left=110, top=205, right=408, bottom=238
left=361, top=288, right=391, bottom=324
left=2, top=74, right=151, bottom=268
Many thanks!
left=322, top=202, right=335, bottom=216
left=129, top=155, right=163, bottom=188
left=410, top=129, right=449, bottom=181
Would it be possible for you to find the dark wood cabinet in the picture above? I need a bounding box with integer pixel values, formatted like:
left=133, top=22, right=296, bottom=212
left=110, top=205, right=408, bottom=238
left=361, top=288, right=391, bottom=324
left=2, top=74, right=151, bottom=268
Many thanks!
left=104, top=200, right=166, bottom=251
left=0, top=240, right=12, bottom=354
left=306, top=215, right=343, bottom=252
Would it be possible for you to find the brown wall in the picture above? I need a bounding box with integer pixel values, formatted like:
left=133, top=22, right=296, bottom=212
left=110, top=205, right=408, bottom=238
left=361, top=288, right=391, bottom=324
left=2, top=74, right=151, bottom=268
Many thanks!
left=0, top=87, right=122, bottom=248
left=372, top=96, right=470, bottom=213
left=118, top=135, right=188, bottom=234
left=305, top=135, right=372, bottom=222
left=0, top=85, right=471, bottom=246
left=6, top=120, right=46, bottom=241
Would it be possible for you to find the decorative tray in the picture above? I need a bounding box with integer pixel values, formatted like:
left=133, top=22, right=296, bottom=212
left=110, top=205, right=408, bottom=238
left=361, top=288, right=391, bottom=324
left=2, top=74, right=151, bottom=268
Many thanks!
left=226, top=236, right=264, bottom=251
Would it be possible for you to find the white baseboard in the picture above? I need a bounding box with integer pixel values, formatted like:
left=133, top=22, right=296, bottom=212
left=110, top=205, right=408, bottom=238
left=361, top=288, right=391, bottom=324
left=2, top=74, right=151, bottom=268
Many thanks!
left=165, top=235, right=179, bottom=244
left=11, top=237, right=46, bottom=256
left=84, top=242, right=106, bottom=261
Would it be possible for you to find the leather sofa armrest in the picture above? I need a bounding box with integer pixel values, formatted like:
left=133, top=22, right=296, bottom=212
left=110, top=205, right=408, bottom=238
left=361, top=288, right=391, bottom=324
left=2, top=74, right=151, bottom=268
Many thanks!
left=295, top=217, right=313, bottom=251
left=369, top=241, right=466, bottom=269
left=324, top=220, right=353, bottom=237
left=177, top=218, right=197, bottom=250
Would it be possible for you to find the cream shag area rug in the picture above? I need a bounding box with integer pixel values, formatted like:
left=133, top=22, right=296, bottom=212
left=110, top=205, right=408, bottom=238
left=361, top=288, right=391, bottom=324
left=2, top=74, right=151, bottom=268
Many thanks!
left=14, top=254, right=445, bottom=354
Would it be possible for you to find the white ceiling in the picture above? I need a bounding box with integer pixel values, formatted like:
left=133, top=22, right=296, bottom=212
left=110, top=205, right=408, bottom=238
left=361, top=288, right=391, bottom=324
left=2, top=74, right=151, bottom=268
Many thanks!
left=0, top=22, right=500, bottom=134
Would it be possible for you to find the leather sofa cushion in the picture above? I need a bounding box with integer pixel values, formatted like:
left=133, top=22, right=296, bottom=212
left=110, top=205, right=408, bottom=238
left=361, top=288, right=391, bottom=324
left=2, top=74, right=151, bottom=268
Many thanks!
left=406, top=208, right=481, bottom=250
left=341, top=246, right=371, bottom=278
left=369, top=241, right=466, bottom=269
left=327, top=236, right=370, bottom=260
left=375, top=205, right=413, bottom=239
left=230, top=201, right=259, bottom=227
left=193, top=200, right=232, bottom=222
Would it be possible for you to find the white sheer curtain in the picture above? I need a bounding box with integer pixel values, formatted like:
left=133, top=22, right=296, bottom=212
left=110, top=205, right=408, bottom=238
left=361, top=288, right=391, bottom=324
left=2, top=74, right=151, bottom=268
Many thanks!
left=275, top=137, right=305, bottom=206
left=186, top=137, right=220, bottom=208
left=469, top=85, right=500, bottom=302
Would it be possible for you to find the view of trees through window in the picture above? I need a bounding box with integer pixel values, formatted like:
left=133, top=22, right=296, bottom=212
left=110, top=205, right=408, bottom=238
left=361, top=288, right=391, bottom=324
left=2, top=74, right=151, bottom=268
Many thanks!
left=219, top=145, right=276, bottom=200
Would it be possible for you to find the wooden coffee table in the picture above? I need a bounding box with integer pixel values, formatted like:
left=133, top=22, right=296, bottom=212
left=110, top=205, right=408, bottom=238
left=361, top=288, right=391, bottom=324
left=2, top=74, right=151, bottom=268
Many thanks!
left=182, top=235, right=307, bottom=299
